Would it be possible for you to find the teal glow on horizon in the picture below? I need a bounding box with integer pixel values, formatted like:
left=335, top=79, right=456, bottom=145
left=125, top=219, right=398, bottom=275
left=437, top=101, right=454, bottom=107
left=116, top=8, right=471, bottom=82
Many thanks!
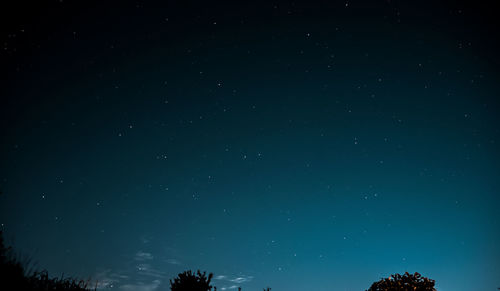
left=0, top=1, right=499, bottom=290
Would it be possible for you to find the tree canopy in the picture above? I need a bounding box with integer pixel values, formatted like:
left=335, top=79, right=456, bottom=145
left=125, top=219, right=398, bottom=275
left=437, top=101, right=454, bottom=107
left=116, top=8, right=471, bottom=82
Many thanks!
left=366, top=272, right=436, bottom=291
left=170, top=270, right=214, bottom=291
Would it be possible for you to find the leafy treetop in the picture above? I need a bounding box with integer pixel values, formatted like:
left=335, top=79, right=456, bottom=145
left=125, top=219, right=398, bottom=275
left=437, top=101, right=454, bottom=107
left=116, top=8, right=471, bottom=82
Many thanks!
left=367, top=272, right=436, bottom=291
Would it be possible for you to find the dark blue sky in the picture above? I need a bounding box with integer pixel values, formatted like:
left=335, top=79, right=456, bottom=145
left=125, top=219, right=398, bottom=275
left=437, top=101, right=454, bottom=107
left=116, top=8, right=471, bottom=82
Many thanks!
left=1, top=1, right=499, bottom=290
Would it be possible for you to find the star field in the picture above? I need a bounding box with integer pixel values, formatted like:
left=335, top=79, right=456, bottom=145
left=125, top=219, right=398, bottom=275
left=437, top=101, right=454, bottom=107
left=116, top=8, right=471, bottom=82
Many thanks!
left=1, top=1, right=500, bottom=291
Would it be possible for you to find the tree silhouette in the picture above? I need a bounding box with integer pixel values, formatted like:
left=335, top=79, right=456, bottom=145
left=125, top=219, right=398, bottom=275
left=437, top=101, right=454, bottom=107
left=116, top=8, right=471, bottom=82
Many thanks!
left=170, top=270, right=214, bottom=291
left=366, top=272, right=436, bottom=291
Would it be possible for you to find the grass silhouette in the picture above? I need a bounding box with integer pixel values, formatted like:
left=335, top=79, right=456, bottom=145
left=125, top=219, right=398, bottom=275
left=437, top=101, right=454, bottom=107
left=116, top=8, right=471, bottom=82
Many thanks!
left=0, top=231, right=95, bottom=291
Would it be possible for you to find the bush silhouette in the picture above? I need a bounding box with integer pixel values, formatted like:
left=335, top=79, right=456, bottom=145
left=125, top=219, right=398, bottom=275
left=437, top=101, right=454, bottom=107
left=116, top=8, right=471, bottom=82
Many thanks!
left=168, top=271, right=271, bottom=291
left=366, top=272, right=436, bottom=291
left=0, top=231, right=26, bottom=289
left=0, top=231, right=94, bottom=291
left=170, top=270, right=214, bottom=291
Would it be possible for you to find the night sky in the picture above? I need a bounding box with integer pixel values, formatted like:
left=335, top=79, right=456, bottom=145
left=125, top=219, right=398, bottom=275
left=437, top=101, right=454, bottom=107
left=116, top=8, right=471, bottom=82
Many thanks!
left=1, top=1, right=500, bottom=290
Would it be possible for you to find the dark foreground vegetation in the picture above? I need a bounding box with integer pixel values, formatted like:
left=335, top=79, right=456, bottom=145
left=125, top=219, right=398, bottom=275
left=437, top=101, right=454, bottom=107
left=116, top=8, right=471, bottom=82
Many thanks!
left=1, top=231, right=437, bottom=291
left=0, top=231, right=95, bottom=291
left=366, top=272, right=436, bottom=291
left=169, top=270, right=436, bottom=291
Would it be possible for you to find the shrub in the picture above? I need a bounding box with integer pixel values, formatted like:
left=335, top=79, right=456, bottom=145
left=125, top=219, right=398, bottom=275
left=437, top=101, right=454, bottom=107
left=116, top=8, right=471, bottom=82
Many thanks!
left=367, top=272, right=436, bottom=291
left=170, top=270, right=214, bottom=291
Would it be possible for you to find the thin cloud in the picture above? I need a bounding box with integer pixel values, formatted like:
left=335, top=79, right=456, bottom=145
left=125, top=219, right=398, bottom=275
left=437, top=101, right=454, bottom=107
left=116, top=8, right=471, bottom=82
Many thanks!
left=230, top=276, right=253, bottom=283
left=120, top=280, right=161, bottom=291
left=93, top=269, right=127, bottom=289
left=220, top=285, right=240, bottom=290
left=135, top=251, right=154, bottom=261
left=216, top=274, right=254, bottom=290
left=165, top=258, right=182, bottom=265
left=135, top=263, right=166, bottom=279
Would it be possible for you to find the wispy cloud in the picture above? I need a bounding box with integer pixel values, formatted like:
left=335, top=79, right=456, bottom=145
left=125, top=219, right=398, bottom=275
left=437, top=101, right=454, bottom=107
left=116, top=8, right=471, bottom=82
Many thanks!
left=220, top=285, right=240, bottom=290
left=215, top=274, right=254, bottom=290
left=135, top=251, right=154, bottom=261
left=94, top=269, right=127, bottom=289
left=136, top=264, right=167, bottom=279
left=215, top=274, right=253, bottom=283
left=95, top=249, right=167, bottom=290
left=165, top=258, right=182, bottom=265
left=120, top=279, right=161, bottom=291
left=230, top=276, right=253, bottom=284
left=133, top=251, right=167, bottom=279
